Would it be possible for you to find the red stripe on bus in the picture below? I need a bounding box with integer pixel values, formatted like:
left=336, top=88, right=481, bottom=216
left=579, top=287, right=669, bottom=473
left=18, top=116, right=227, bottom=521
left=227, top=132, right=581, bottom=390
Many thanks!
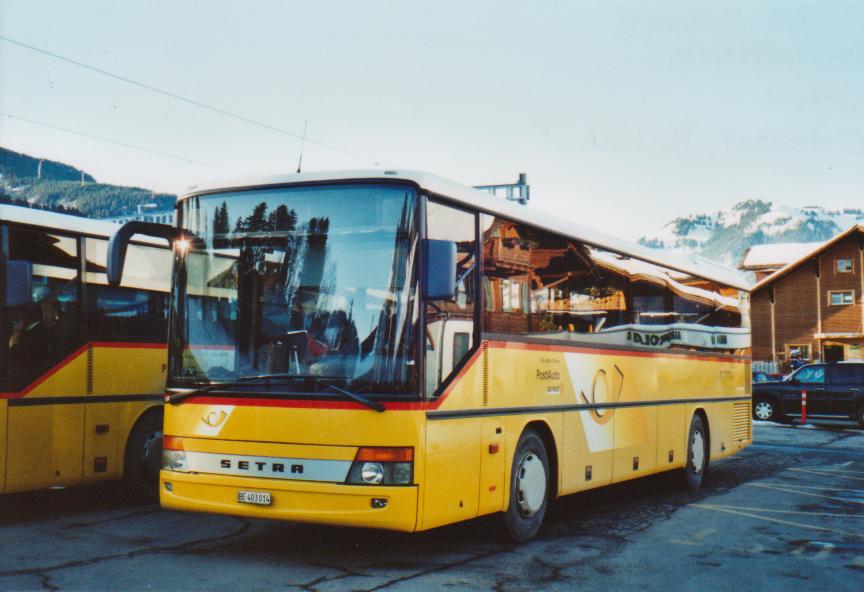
left=90, top=342, right=168, bottom=350
left=176, top=397, right=432, bottom=411
left=0, top=342, right=166, bottom=399
left=486, top=340, right=750, bottom=364
left=181, top=346, right=486, bottom=411
left=176, top=341, right=745, bottom=411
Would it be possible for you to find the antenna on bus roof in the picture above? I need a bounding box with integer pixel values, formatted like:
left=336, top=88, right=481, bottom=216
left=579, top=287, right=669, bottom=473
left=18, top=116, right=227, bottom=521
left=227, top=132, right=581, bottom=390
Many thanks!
left=296, top=120, right=308, bottom=173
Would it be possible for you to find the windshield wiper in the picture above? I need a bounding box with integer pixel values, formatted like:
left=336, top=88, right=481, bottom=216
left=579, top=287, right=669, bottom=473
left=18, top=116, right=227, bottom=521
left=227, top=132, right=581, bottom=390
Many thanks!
left=322, top=382, right=385, bottom=413
left=165, top=381, right=252, bottom=404
left=166, top=375, right=386, bottom=412
left=163, top=375, right=311, bottom=404
left=237, top=374, right=384, bottom=411
left=237, top=373, right=343, bottom=382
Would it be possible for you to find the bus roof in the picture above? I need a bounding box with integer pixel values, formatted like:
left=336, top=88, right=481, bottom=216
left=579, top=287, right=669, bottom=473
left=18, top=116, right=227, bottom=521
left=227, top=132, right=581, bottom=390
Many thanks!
left=0, top=204, right=121, bottom=237
left=181, top=170, right=750, bottom=291
left=0, top=204, right=167, bottom=246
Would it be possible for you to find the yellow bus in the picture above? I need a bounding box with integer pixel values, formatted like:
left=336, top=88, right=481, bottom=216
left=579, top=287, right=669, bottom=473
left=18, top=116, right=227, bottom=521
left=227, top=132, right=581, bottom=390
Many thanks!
left=1, top=205, right=171, bottom=497
left=109, top=171, right=751, bottom=540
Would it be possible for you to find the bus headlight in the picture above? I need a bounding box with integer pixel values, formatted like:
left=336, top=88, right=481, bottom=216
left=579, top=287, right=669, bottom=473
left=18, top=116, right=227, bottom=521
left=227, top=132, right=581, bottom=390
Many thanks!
left=361, top=462, right=384, bottom=484
left=346, top=447, right=414, bottom=486
left=161, top=435, right=188, bottom=472
left=162, top=449, right=188, bottom=472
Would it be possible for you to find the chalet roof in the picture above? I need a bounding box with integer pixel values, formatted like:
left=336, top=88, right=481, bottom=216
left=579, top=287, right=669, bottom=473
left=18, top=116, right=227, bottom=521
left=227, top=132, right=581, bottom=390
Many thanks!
left=740, top=241, right=824, bottom=271
left=752, top=224, right=864, bottom=294
left=181, top=170, right=750, bottom=290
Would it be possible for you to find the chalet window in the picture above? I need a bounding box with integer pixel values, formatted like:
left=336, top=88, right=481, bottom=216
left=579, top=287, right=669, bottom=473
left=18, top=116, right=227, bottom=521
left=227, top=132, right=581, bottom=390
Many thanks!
left=836, top=258, right=854, bottom=273
left=786, top=344, right=810, bottom=360
left=829, top=290, right=854, bottom=306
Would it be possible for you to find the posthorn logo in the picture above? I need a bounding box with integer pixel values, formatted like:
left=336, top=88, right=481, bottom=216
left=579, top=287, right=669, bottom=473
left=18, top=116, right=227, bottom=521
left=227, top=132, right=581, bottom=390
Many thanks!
left=202, top=410, right=229, bottom=428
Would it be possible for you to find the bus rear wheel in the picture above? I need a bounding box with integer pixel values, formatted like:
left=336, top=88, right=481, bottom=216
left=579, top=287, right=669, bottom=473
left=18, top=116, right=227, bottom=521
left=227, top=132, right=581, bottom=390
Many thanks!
left=123, top=411, right=163, bottom=502
left=680, top=414, right=708, bottom=490
left=504, top=429, right=550, bottom=542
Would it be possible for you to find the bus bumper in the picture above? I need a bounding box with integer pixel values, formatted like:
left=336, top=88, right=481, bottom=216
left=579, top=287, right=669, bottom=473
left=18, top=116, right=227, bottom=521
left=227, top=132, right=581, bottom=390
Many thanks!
left=159, top=470, right=419, bottom=532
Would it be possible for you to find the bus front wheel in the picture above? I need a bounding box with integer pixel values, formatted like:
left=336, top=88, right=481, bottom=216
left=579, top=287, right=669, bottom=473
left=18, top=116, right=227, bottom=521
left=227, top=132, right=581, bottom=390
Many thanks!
left=680, top=414, right=708, bottom=490
left=504, top=429, right=550, bottom=542
left=123, top=411, right=163, bottom=502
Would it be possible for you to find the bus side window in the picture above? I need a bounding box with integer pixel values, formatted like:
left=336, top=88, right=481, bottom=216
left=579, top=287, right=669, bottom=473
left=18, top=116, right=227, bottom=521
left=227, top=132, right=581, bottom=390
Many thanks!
left=425, top=200, right=476, bottom=396
left=86, top=286, right=169, bottom=342
left=480, top=215, right=747, bottom=353
left=5, top=227, right=82, bottom=391
left=84, top=238, right=171, bottom=342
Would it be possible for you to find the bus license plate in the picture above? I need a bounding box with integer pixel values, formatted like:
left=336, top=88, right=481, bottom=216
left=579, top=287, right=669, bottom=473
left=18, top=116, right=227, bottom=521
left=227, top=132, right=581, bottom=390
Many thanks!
left=237, top=491, right=271, bottom=506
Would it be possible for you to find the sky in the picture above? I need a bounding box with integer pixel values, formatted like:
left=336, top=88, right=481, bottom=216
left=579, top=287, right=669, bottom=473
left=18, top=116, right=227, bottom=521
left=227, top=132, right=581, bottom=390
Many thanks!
left=0, top=0, right=861, bottom=239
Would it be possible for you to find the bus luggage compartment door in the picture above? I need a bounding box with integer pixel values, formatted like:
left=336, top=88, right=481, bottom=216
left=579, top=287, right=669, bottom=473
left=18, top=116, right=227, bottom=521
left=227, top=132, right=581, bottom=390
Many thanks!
left=6, top=402, right=85, bottom=492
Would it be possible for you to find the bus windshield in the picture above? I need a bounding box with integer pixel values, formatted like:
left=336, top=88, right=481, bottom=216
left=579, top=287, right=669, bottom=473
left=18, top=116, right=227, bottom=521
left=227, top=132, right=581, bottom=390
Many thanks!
left=174, top=183, right=419, bottom=395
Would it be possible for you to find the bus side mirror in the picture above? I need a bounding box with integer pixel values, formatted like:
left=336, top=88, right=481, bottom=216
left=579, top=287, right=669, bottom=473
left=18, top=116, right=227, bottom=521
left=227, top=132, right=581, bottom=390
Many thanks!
left=5, top=260, right=32, bottom=307
left=108, top=221, right=179, bottom=286
left=422, top=239, right=456, bottom=301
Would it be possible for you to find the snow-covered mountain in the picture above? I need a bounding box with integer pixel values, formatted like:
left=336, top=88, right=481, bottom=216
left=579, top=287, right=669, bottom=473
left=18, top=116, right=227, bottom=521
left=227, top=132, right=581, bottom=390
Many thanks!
left=639, top=200, right=864, bottom=267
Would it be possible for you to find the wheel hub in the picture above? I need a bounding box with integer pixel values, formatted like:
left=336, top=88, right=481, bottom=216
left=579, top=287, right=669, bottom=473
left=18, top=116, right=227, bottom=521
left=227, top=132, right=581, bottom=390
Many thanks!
left=754, top=401, right=773, bottom=420
left=516, top=453, right=547, bottom=516
left=690, top=430, right=705, bottom=474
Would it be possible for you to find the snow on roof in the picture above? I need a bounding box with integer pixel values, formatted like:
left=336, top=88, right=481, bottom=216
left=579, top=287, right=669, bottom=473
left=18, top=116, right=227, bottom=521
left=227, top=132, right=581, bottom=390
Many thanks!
left=590, top=249, right=741, bottom=311
left=741, top=241, right=824, bottom=270
left=181, top=170, right=751, bottom=291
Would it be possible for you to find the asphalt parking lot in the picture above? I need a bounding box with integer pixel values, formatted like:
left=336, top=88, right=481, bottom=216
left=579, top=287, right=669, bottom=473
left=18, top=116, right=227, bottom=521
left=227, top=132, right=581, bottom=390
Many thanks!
left=1, top=420, right=862, bottom=592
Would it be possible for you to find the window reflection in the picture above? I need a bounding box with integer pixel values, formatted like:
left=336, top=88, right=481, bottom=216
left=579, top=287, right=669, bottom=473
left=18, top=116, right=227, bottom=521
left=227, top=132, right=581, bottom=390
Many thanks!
left=481, top=216, right=750, bottom=353
left=4, top=228, right=81, bottom=391
left=176, top=184, right=419, bottom=393
left=425, top=200, right=476, bottom=395
left=84, top=238, right=171, bottom=342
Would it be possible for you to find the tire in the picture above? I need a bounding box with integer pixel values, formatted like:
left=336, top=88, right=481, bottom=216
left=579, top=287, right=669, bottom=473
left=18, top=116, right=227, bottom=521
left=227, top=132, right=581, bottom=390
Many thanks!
left=123, top=411, right=163, bottom=503
left=752, top=397, right=778, bottom=422
left=503, top=429, right=550, bottom=542
left=680, top=414, right=709, bottom=490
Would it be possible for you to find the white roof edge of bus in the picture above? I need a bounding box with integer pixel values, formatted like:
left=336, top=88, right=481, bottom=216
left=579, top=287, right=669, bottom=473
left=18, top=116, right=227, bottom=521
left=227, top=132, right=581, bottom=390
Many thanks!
left=181, top=170, right=751, bottom=291
left=0, top=204, right=167, bottom=245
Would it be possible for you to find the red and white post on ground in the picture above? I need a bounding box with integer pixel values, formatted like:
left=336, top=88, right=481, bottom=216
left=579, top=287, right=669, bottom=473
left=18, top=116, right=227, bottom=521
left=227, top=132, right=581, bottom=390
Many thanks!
left=801, top=389, right=807, bottom=425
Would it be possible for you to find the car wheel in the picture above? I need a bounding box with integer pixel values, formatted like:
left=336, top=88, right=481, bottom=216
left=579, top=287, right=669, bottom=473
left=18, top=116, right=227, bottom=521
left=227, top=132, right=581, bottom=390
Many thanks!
left=123, top=411, right=163, bottom=502
left=503, top=429, right=550, bottom=542
left=752, top=398, right=777, bottom=422
left=680, top=414, right=708, bottom=490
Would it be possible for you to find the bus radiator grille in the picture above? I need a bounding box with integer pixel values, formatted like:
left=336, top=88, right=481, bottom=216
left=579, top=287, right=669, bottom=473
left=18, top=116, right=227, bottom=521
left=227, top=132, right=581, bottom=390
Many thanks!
left=732, top=402, right=751, bottom=441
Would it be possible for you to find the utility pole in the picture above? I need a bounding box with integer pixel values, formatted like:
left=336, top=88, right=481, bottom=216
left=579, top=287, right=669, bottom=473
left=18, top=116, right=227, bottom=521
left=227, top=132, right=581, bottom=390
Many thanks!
left=473, top=173, right=531, bottom=205
left=37, top=159, right=43, bottom=180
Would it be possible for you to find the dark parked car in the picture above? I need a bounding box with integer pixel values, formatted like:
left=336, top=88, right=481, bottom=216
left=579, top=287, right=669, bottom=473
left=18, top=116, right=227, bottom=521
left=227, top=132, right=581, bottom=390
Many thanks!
left=752, top=362, right=864, bottom=426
